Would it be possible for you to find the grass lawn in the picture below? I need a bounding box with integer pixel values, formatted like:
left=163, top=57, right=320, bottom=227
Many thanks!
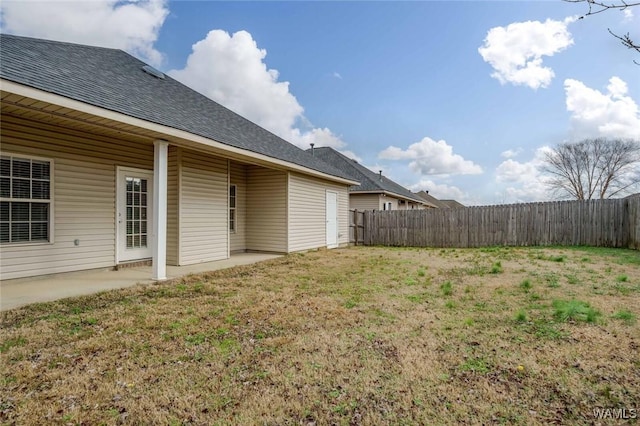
left=1, top=246, right=639, bottom=425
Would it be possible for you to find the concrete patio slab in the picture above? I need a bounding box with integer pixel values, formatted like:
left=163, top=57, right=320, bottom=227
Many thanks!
left=0, top=253, right=282, bottom=311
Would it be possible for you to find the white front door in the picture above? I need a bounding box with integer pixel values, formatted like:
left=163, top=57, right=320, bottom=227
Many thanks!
left=326, top=191, right=338, bottom=248
left=117, top=167, right=153, bottom=262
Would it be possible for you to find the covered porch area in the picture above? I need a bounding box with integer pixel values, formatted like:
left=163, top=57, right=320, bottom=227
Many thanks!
left=0, top=252, right=282, bottom=311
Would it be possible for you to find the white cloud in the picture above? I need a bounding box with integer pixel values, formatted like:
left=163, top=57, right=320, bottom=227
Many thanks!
left=623, top=9, right=634, bottom=22
left=495, top=147, right=553, bottom=202
left=478, top=16, right=576, bottom=90
left=292, top=127, right=346, bottom=150
left=500, top=148, right=522, bottom=159
left=168, top=29, right=346, bottom=150
left=0, top=0, right=168, bottom=66
left=495, top=159, right=538, bottom=184
left=332, top=72, right=343, bottom=80
left=565, top=77, right=640, bottom=140
left=169, top=30, right=301, bottom=136
left=378, top=137, right=483, bottom=176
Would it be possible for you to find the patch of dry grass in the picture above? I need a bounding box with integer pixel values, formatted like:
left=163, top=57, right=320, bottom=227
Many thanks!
left=1, top=246, right=639, bottom=425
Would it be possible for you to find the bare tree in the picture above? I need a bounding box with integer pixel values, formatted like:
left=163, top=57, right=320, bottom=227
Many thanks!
left=542, top=138, right=640, bottom=200
left=565, top=0, right=640, bottom=63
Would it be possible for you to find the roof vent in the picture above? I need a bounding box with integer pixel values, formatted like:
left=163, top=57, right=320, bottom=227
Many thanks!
left=142, top=65, right=165, bottom=79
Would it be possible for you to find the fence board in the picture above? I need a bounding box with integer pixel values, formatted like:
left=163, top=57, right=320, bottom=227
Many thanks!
left=349, top=209, right=366, bottom=246
left=361, top=196, right=639, bottom=249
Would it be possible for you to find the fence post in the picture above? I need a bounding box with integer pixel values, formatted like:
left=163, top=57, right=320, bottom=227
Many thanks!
left=354, top=209, right=359, bottom=246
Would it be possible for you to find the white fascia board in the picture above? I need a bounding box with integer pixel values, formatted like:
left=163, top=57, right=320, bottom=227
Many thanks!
left=1, top=80, right=359, bottom=186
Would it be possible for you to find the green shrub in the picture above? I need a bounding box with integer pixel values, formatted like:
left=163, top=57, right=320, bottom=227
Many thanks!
left=515, top=310, right=527, bottom=323
left=611, top=310, right=636, bottom=325
left=490, top=261, right=503, bottom=274
left=519, top=279, right=532, bottom=292
left=552, top=299, right=601, bottom=323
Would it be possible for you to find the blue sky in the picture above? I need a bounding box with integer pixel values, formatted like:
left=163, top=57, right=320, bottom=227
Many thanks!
left=2, top=1, right=639, bottom=205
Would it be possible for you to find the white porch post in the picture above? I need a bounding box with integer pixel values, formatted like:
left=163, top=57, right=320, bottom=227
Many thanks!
left=152, top=140, right=168, bottom=280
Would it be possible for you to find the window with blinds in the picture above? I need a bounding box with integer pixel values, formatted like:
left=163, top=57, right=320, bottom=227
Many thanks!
left=0, top=155, right=52, bottom=244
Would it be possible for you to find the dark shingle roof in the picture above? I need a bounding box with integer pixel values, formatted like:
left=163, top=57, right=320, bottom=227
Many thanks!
left=0, top=34, right=355, bottom=182
left=414, top=191, right=445, bottom=208
left=414, top=190, right=464, bottom=209
left=309, top=147, right=425, bottom=203
left=439, top=199, right=465, bottom=209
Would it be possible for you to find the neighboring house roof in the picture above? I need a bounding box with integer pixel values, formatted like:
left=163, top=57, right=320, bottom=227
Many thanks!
left=414, top=190, right=464, bottom=209
left=439, top=199, right=465, bottom=209
left=309, top=147, right=425, bottom=204
left=0, top=34, right=355, bottom=183
left=412, top=191, right=442, bottom=209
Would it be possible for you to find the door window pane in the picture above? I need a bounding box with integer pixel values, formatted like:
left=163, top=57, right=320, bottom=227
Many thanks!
left=229, top=185, right=237, bottom=232
left=124, top=175, right=149, bottom=252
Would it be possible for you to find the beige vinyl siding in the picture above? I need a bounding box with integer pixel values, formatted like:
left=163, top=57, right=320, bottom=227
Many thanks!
left=0, top=114, right=153, bottom=280
left=288, top=173, right=349, bottom=252
left=166, top=146, right=179, bottom=265
left=178, top=149, right=228, bottom=265
left=350, top=194, right=380, bottom=211
left=397, top=199, right=410, bottom=210
left=229, top=162, right=247, bottom=253
left=246, top=166, right=287, bottom=252
left=379, top=195, right=401, bottom=210
left=287, top=173, right=324, bottom=252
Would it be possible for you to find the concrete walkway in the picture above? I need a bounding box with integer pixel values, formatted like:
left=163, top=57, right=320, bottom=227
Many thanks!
left=0, top=253, right=282, bottom=311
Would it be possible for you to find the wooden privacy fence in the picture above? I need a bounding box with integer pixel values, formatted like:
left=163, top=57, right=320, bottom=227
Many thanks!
left=361, top=195, right=640, bottom=249
left=349, top=209, right=365, bottom=245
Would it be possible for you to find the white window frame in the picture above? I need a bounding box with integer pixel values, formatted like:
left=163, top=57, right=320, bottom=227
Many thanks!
left=0, top=153, right=54, bottom=245
left=229, top=184, right=237, bottom=233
